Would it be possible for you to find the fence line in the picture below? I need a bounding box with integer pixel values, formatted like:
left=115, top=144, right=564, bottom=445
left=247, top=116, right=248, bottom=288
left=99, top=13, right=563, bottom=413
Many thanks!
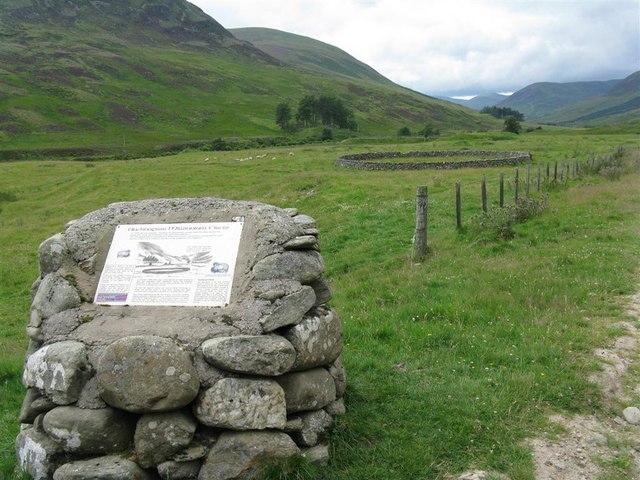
left=412, top=150, right=626, bottom=261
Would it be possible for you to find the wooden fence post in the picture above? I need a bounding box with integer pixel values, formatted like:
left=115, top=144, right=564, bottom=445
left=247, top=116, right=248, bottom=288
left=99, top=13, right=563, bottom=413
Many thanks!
left=481, top=176, right=487, bottom=213
left=514, top=168, right=519, bottom=203
left=546, top=163, right=550, bottom=183
left=537, top=166, right=541, bottom=192
left=412, top=185, right=428, bottom=261
left=526, top=167, right=530, bottom=198
left=499, top=173, right=504, bottom=207
left=554, top=161, right=558, bottom=182
left=456, top=182, right=462, bottom=230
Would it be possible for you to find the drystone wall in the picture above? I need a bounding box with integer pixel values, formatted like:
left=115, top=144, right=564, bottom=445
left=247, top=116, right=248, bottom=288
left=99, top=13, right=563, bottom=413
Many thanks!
left=16, top=198, right=346, bottom=480
left=335, top=150, right=532, bottom=170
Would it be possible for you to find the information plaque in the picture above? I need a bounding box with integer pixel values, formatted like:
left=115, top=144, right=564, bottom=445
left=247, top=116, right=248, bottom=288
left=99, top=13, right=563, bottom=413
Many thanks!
left=94, top=222, right=243, bottom=307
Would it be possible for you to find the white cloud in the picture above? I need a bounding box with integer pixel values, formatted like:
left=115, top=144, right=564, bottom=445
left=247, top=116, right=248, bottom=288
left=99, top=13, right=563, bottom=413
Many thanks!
left=192, top=0, right=640, bottom=95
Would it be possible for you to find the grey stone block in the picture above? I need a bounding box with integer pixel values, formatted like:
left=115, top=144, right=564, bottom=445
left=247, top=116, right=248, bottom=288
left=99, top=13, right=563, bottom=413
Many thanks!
left=43, top=406, right=134, bottom=455
left=276, top=368, right=336, bottom=414
left=23, top=341, right=91, bottom=405
left=198, top=431, right=299, bottom=480
left=16, top=427, right=64, bottom=480
left=284, top=309, right=343, bottom=371
left=193, top=378, right=286, bottom=430
left=201, top=335, right=296, bottom=376
left=252, top=251, right=324, bottom=284
left=53, top=455, right=154, bottom=480
left=261, top=286, right=316, bottom=332
left=134, top=410, right=197, bottom=468
left=97, top=335, right=199, bottom=413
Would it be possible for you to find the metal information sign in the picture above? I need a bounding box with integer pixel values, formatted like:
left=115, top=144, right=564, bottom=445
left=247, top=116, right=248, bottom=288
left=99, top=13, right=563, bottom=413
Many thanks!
left=94, top=222, right=243, bottom=307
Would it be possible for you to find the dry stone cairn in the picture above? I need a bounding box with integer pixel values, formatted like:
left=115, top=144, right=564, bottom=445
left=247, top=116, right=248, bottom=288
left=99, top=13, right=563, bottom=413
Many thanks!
left=16, top=198, right=346, bottom=480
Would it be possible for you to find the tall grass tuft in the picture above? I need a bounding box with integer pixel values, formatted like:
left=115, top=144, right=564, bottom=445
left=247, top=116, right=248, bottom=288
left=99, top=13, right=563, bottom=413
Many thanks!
left=470, top=196, right=548, bottom=241
left=261, top=455, right=320, bottom=480
left=0, top=192, right=17, bottom=203
left=582, top=146, right=638, bottom=180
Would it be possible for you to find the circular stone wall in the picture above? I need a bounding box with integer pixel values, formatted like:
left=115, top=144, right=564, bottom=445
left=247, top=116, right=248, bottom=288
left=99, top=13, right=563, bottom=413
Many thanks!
left=335, top=150, right=532, bottom=170
left=17, top=197, right=345, bottom=480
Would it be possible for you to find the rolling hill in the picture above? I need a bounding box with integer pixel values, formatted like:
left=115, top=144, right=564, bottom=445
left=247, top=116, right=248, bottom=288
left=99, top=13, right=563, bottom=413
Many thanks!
left=497, top=73, right=639, bottom=125
left=0, top=0, right=496, bottom=158
left=231, top=27, right=393, bottom=85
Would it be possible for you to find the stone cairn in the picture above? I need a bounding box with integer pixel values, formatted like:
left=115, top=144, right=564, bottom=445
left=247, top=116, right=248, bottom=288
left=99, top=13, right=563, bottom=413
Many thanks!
left=16, top=198, right=346, bottom=480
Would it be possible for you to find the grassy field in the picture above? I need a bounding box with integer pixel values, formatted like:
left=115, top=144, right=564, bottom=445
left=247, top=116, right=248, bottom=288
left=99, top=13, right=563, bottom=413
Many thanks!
left=1, top=128, right=639, bottom=479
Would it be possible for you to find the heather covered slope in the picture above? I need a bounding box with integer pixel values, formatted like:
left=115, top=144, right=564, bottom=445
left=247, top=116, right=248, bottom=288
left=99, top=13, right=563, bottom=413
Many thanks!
left=0, top=0, right=496, bottom=156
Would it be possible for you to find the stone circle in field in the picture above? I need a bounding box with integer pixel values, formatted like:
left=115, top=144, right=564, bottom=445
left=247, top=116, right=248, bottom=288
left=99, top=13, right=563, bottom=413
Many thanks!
left=335, top=150, right=532, bottom=170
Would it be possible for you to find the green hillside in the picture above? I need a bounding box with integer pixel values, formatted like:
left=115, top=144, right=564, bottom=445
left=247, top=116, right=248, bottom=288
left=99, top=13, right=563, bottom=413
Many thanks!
left=497, top=74, right=639, bottom=125
left=0, top=0, right=497, bottom=158
left=231, top=27, right=392, bottom=84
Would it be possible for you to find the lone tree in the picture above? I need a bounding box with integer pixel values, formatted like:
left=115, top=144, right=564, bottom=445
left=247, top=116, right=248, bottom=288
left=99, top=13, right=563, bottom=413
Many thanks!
left=275, top=102, right=292, bottom=131
left=503, top=115, right=522, bottom=134
left=421, top=124, right=439, bottom=140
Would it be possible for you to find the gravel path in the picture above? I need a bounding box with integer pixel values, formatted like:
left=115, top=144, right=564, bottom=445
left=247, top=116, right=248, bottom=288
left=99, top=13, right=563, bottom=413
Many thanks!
left=453, top=293, right=640, bottom=480
left=529, top=293, right=640, bottom=480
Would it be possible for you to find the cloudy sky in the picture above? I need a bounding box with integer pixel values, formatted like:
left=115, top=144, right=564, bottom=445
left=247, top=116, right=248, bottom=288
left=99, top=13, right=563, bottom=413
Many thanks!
left=190, top=0, right=639, bottom=97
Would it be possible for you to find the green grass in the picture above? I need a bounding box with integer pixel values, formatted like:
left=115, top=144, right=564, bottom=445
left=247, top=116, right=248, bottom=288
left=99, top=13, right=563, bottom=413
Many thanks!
left=1, top=129, right=639, bottom=479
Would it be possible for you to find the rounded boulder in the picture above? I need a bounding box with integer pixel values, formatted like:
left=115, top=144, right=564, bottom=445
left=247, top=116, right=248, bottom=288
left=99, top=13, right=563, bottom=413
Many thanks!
left=97, top=335, right=199, bottom=413
left=201, top=335, right=296, bottom=376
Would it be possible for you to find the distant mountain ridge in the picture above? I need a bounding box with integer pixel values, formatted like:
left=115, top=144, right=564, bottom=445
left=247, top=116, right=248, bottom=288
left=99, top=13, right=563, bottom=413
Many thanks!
left=437, top=73, right=639, bottom=126
left=440, top=93, right=510, bottom=110
left=497, top=73, right=639, bottom=125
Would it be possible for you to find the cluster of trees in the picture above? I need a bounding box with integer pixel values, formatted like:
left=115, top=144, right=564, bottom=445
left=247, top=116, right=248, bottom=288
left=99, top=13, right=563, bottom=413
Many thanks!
left=480, top=106, right=525, bottom=121
left=275, top=94, right=525, bottom=136
left=398, top=124, right=441, bottom=139
left=276, top=94, right=358, bottom=132
left=479, top=106, right=524, bottom=134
